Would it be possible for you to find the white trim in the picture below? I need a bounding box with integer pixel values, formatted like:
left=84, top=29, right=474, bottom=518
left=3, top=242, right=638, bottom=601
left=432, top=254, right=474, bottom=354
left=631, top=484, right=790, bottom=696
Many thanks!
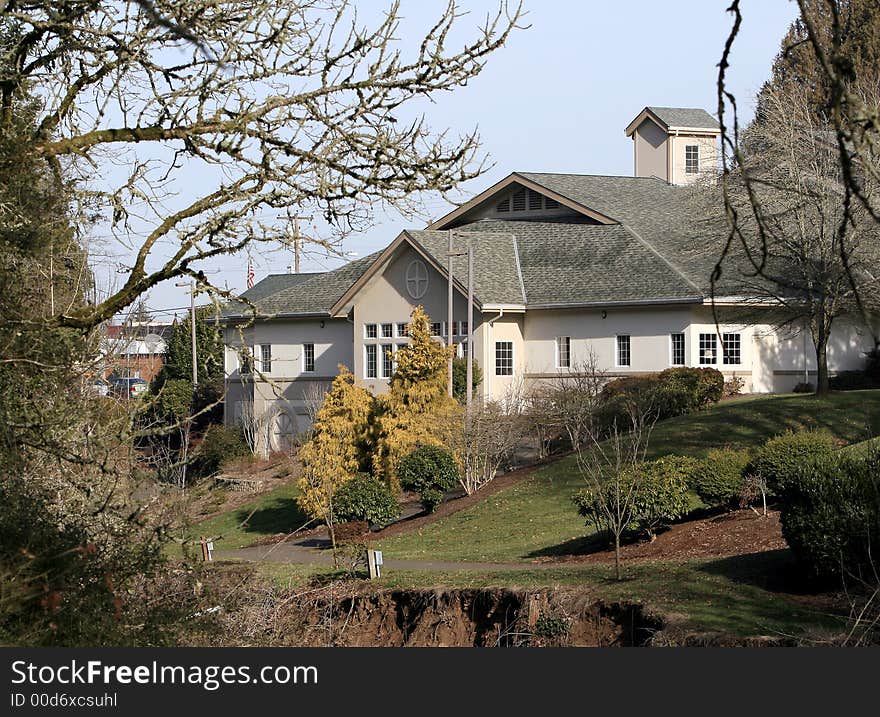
left=555, top=335, right=571, bottom=369
left=669, top=332, right=686, bottom=367
left=302, top=342, right=315, bottom=373
left=494, top=339, right=515, bottom=377
left=614, top=334, right=631, bottom=368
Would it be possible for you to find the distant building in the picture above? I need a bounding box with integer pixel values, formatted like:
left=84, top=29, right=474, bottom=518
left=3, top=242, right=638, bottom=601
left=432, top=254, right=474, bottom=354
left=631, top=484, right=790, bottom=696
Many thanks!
left=102, top=321, right=172, bottom=383
left=221, top=106, right=877, bottom=451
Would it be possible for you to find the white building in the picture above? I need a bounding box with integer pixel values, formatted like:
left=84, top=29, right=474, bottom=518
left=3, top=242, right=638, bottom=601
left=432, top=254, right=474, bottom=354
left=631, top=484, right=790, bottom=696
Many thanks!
left=221, top=107, right=877, bottom=449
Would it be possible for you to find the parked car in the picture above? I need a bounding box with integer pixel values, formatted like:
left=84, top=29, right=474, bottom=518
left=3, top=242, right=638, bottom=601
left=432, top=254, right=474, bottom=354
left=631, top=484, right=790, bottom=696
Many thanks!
left=109, top=376, right=147, bottom=399
left=87, top=377, right=110, bottom=397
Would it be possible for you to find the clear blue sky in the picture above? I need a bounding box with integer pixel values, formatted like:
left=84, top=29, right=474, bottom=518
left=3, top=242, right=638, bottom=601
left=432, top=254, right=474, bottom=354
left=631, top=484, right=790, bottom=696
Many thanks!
left=124, top=0, right=799, bottom=321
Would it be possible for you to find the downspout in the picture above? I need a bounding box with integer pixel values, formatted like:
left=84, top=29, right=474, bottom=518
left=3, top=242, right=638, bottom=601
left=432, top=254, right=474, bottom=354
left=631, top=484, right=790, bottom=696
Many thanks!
left=484, top=308, right=504, bottom=401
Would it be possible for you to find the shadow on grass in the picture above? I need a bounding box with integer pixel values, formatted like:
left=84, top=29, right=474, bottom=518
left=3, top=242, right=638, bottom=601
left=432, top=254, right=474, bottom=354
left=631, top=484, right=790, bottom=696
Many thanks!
left=525, top=533, right=609, bottom=559
left=698, top=548, right=821, bottom=595
left=234, top=497, right=309, bottom=537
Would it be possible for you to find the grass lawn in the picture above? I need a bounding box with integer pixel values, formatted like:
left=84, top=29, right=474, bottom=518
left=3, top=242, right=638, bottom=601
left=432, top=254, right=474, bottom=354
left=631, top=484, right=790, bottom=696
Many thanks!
left=376, top=390, right=880, bottom=563
left=189, top=480, right=309, bottom=550
left=254, top=550, right=846, bottom=640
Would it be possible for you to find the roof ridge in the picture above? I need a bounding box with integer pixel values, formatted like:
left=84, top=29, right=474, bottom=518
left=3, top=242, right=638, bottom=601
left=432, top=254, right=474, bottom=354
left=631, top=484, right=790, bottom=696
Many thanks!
left=517, top=171, right=668, bottom=182
left=619, top=223, right=703, bottom=295
left=511, top=236, right=527, bottom=304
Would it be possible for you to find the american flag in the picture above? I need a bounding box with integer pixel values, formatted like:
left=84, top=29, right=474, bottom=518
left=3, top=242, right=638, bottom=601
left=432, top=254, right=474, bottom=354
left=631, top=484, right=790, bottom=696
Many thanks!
left=247, top=257, right=255, bottom=289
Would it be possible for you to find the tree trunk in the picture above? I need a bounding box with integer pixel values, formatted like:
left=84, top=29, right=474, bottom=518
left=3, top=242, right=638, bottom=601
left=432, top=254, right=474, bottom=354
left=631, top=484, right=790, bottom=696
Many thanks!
left=815, top=332, right=830, bottom=394
left=614, top=533, right=622, bottom=581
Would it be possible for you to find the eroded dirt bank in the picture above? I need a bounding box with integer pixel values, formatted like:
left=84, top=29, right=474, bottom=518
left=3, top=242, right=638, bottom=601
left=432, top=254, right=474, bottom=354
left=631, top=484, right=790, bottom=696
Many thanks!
left=291, top=588, right=664, bottom=647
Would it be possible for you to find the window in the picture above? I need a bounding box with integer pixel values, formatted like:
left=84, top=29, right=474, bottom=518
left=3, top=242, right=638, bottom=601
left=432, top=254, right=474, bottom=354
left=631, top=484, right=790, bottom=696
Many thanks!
left=303, top=343, right=315, bottom=373
left=556, top=336, right=571, bottom=368
left=699, top=333, right=717, bottom=365
left=381, top=344, right=393, bottom=378
left=458, top=341, right=469, bottom=359
left=459, top=321, right=469, bottom=336
left=671, top=333, right=685, bottom=366
left=239, top=348, right=253, bottom=374
left=495, top=341, right=513, bottom=376
left=430, top=322, right=442, bottom=337
left=616, top=335, right=631, bottom=367
left=685, top=144, right=699, bottom=174
left=722, top=333, right=741, bottom=365
left=365, top=344, right=377, bottom=378
left=381, top=323, right=393, bottom=339
left=259, top=344, right=272, bottom=373
left=396, top=322, right=408, bottom=337
left=364, top=323, right=377, bottom=339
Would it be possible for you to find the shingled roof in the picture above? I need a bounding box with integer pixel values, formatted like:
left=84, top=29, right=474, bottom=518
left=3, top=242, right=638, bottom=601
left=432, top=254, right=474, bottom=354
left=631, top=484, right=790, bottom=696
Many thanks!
left=226, top=167, right=748, bottom=319
left=645, top=106, right=720, bottom=130
left=221, top=251, right=380, bottom=318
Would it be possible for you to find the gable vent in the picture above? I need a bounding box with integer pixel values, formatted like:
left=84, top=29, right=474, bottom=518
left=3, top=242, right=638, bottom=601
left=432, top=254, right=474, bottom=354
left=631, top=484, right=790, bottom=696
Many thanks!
left=527, top=188, right=543, bottom=210
left=496, top=197, right=510, bottom=212
left=544, top=197, right=560, bottom=209
left=511, top=188, right=527, bottom=211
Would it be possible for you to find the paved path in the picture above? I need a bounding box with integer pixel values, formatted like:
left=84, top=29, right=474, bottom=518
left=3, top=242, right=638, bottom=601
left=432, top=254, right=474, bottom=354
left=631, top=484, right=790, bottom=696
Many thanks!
left=216, top=543, right=560, bottom=572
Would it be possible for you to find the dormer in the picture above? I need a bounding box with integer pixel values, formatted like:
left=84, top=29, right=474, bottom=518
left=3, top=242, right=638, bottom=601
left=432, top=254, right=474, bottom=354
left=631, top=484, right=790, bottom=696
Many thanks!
left=625, top=106, right=720, bottom=186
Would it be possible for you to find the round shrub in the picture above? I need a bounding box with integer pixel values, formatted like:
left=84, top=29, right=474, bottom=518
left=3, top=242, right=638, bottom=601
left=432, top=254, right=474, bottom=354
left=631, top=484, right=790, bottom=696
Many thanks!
left=333, top=474, right=400, bottom=527
left=629, top=456, right=694, bottom=538
left=657, top=367, right=724, bottom=416
left=748, top=430, right=838, bottom=494
left=690, top=448, right=750, bottom=508
left=192, top=424, right=249, bottom=477
left=397, top=444, right=460, bottom=512
left=779, top=452, right=880, bottom=582
left=573, top=456, right=693, bottom=540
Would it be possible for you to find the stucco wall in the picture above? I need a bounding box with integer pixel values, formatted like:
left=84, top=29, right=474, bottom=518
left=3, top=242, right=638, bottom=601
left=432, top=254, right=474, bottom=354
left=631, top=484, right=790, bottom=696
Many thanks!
left=670, top=134, right=718, bottom=186
left=633, top=118, right=668, bottom=181
left=482, top=312, right=525, bottom=401
left=353, top=244, right=475, bottom=393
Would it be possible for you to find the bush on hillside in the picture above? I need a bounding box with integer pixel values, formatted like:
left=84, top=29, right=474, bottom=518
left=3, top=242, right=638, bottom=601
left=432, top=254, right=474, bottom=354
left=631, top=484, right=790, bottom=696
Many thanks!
left=657, top=367, right=724, bottom=414
left=748, top=430, right=838, bottom=494
left=397, top=444, right=460, bottom=512
left=333, top=474, right=400, bottom=527
left=573, top=456, right=693, bottom=541
left=779, top=452, right=880, bottom=582
left=191, top=424, right=250, bottom=478
left=629, top=456, right=695, bottom=539
left=829, top=371, right=879, bottom=391
left=792, top=381, right=814, bottom=393
left=690, top=448, right=751, bottom=508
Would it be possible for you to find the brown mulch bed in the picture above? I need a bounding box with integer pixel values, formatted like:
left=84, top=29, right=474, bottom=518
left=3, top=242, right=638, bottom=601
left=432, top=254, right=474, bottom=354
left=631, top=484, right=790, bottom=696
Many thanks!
left=369, top=453, right=571, bottom=541
left=538, top=509, right=787, bottom=565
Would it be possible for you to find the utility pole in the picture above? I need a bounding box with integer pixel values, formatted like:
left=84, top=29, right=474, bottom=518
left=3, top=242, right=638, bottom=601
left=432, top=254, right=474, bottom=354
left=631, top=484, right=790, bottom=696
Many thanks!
left=175, top=279, right=198, bottom=390
left=447, top=230, right=454, bottom=398
left=287, top=210, right=313, bottom=274
left=466, top=240, right=474, bottom=407
left=447, top=233, right=475, bottom=404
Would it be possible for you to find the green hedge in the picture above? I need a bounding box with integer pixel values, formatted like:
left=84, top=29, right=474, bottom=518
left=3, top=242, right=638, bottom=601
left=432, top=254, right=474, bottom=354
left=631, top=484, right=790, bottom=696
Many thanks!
left=192, top=424, right=250, bottom=478
left=596, top=367, right=725, bottom=432
left=397, top=444, right=460, bottom=512
left=333, top=474, right=400, bottom=527
left=748, top=430, right=838, bottom=494
left=573, top=455, right=693, bottom=540
left=779, top=452, right=880, bottom=582
left=690, top=448, right=751, bottom=508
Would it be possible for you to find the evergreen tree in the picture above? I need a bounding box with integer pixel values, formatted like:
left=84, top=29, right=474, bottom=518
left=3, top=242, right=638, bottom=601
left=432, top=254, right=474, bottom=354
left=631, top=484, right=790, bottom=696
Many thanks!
left=297, top=366, right=374, bottom=551
left=372, top=306, right=459, bottom=491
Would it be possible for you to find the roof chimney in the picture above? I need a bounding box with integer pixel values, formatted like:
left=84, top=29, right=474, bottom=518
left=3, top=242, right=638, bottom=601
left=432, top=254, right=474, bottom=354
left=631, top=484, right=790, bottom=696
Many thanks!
left=625, top=106, right=721, bottom=186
